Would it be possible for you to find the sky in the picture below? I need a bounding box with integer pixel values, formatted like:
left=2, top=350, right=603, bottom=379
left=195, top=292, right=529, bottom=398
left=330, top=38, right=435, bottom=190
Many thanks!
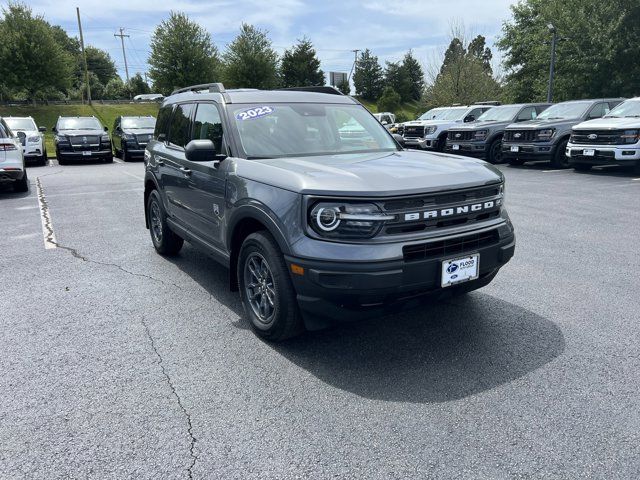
left=23, top=0, right=517, bottom=84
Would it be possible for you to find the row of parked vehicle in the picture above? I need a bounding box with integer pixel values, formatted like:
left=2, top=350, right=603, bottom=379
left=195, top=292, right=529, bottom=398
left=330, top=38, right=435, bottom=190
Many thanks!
left=394, top=97, right=640, bottom=172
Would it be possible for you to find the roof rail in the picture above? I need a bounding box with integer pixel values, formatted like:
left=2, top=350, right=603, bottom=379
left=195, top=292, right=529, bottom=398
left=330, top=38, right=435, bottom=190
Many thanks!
left=276, top=86, right=344, bottom=96
left=171, top=82, right=226, bottom=95
left=474, top=101, right=502, bottom=106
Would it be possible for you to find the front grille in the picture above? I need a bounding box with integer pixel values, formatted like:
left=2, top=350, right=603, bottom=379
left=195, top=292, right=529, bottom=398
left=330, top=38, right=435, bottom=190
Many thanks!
left=383, top=186, right=500, bottom=211
left=69, top=135, right=100, bottom=145
left=448, top=130, right=474, bottom=141
left=404, top=125, right=425, bottom=138
left=504, top=130, right=536, bottom=142
left=570, top=130, right=625, bottom=145
left=403, top=229, right=500, bottom=262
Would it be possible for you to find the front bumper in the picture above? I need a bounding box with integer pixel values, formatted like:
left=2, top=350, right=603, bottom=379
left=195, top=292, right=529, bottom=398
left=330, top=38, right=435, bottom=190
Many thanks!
left=123, top=146, right=147, bottom=158
left=23, top=142, right=44, bottom=159
left=566, top=143, right=640, bottom=166
left=502, top=142, right=556, bottom=161
left=285, top=226, right=515, bottom=328
left=445, top=141, right=488, bottom=158
left=404, top=136, right=438, bottom=149
left=57, top=148, right=112, bottom=160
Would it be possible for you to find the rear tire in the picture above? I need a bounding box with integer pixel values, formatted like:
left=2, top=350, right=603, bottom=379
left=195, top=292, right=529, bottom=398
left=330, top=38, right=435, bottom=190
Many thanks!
left=573, top=163, right=592, bottom=172
left=487, top=137, right=503, bottom=164
left=146, top=190, right=183, bottom=256
left=550, top=139, right=570, bottom=168
left=14, top=171, right=28, bottom=192
left=238, top=231, right=303, bottom=341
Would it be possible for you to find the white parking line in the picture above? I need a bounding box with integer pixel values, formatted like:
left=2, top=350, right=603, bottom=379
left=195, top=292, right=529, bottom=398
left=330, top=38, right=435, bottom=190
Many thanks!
left=121, top=170, right=144, bottom=181
left=35, top=177, right=57, bottom=250
left=542, top=169, right=571, bottom=173
left=113, top=158, right=124, bottom=164
left=48, top=159, right=58, bottom=167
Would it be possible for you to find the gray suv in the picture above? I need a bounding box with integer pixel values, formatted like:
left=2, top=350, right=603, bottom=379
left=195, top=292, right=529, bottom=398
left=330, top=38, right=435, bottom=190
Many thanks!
left=144, top=83, right=515, bottom=340
left=445, top=103, right=551, bottom=163
left=502, top=99, right=624, bottom=168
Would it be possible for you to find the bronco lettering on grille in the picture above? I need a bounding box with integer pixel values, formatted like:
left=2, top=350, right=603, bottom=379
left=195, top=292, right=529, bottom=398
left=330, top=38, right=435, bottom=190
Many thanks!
left=403, top=200, right=500, bottom=221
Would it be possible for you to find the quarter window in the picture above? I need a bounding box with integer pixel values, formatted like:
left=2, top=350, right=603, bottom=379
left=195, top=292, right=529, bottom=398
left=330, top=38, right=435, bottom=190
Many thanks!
left=168, top=103, right=194, bottom=148
left=517, top=107, right=537, bottom=121
left=154, top=106, right=173, bottom=140
left=192, top=103, right=224, bottom=153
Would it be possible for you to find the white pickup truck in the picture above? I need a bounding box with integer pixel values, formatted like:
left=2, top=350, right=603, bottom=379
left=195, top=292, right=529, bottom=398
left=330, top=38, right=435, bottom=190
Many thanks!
left=567, top=97, right=640, bottom=172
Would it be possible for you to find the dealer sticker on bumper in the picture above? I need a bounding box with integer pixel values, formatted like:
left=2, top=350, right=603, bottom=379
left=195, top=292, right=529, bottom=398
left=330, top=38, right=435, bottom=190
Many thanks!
left=452, top=144, right=460, bottom=150
left=510, top=146, right=519, bottom=152
left=441, top=253, right=480, bottom=288
left=583, top=148, right=595, bottom=156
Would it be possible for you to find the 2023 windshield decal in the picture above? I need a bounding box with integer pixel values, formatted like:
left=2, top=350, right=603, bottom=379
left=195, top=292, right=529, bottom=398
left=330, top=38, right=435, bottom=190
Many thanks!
left=236, top=106, right=274, bottom=121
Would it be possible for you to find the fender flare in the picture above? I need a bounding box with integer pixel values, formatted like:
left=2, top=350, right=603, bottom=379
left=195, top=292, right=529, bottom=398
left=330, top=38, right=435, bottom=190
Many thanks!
left=226, top=202, right=292, bottom=256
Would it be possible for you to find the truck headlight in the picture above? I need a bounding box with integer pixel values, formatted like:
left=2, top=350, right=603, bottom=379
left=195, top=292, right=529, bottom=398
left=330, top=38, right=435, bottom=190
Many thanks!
left=309, top=202, right=396, bottom=239
left=536, top=128, right=555, bottom=141
left=424, top=126, right=437, bottom=136
left=27, top=136, right=40, bottom=143
left=101, top=134, right=111, bottom=142
left=55, top=135, right=68, bottom=143
left=621, top=129, right=640, bottom=144
left=122, top=133, right=135, bottom=141
left=474, top=130, right=488, bottom=141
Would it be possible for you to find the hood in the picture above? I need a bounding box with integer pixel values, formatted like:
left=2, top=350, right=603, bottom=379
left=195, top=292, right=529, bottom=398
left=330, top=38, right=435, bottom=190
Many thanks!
left=573, top=117, right=640, bottom=130
left=122, top=128, right=155, bottom=136
left=505, top=118, right=577, bottom=130
left=57, top=129, right=105, bottom=137
left=450, top=120, right=511, bottom=131
left=233, top=150, right=502, bottom=197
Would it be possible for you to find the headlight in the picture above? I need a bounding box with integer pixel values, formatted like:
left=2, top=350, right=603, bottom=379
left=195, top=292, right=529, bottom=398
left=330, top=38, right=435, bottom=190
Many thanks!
left=122, top=133, right=135, bottom=141
left=621, top=129, right=640, bottom=144
left=536, top=128, right=556, bottom=141
left=424, top=126, right=437, bottom=136
left=101, top=134, right=111, bottom=142
left=309, top=202, right=396, bottom=239
left=27, top=136, right=40, bottom=143
left=474, top=130, right=488, bottom=141
left=55, top=135, right=68, bottom=143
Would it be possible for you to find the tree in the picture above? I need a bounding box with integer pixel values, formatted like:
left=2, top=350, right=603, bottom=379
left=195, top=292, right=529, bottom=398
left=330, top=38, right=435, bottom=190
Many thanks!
left=384, top=61, right=410, bottom=101
left=401, top=50, right=425, bottom=101
left=337, top=80, right=351, bottom=95
left=148, top=11, right=220, bottom=94
left=497, top=0, right=640, bottom=102
left=104, top=77, right=127, bottom=99
left=280, top=37, right=324, bottom=87
left=353, top=49, right=384, bottom=101
left=467, top=35, right=493, bottom=74
left=127, top=73, right=151, bottom=96
left=222, top=24, right=279, bottom=89
left=85, top=46, right=118, bottom=86
left=377, top=87, right=401, bottom=112
left=0, top=2, right=73, bottom=102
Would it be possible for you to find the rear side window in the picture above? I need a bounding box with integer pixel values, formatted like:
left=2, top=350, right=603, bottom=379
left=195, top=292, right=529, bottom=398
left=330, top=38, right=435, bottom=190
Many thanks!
left=192, top=103, right=224, bottom=153
left=168, top=103, right=194, bottom=148
left=154, top=106, right=173, bottom=140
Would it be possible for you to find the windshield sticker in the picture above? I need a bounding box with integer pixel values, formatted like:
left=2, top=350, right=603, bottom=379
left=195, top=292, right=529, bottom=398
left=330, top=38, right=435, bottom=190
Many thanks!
left=236, top=106, right=274, bottom=121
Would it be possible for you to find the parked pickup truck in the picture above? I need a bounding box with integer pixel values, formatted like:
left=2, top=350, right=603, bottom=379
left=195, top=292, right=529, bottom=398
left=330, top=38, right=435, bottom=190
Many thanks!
left=502, top=98, right=624, bottom=168
left=445, top=103, right=551, bottom=163
left=567, top=97, right=640, bottom=173
left=143, top=83, right=515, bottom=340
left=401, top=104, right=494, bottom=152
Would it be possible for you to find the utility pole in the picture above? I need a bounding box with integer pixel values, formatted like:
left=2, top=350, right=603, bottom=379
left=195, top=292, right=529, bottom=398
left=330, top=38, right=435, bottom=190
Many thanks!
left=76, top=7, right=91, bottom=105
left=348, top=49, right=360, bottom=82
left=547, top=24, right=557, bottom=103
left=114, top=27, right=130, bottom=82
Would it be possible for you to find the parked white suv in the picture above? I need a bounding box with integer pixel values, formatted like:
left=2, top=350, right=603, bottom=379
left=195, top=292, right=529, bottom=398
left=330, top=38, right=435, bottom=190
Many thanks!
left=401, top=105, right=494, bottom=151
left=567, top=97, right=640, bottom=172
left=4, top=116, right=47, bottom=166
left=0, top=117, right=28, bottom=192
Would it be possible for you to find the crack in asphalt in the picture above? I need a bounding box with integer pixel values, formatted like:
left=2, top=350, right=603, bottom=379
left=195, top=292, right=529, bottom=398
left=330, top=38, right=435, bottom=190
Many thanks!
left=142, top=314, right=198, bottom=479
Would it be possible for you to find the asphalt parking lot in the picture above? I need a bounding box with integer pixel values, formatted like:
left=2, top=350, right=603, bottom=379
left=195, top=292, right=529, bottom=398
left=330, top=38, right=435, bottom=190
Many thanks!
left=1, top=158, right=639, bottom=479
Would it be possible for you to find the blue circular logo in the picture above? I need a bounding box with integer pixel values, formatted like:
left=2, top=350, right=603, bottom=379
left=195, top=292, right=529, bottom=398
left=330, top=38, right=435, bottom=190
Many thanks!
left=446, top=263, right=459, bottom=274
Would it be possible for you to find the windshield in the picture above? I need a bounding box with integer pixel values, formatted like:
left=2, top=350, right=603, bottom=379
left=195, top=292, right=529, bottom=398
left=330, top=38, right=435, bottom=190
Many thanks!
left=4, top=118, right=37, bottom=131
left=438, top=107, right=470, bottom=121
left=232, top=103, right=398, bottom=159
left=57, top=117, right=103, bottom=130
left=537, top=102, right=591, bottom=120
left=418, top=108, right=444, bottom=120
left=121, top=117, right=156, bottom=129
left=606, top=100, right=640, bottom=118
left=477, top=105, right=521, bottom=122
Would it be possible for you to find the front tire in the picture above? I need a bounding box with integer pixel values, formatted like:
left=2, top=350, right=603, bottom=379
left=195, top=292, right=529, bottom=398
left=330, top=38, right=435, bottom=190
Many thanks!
left=550, top=139, right=570, bottom=168
left=146, top=190, right=183, bottom=256
left=238, top=231, right=303, bottom=341
left=40, top=150, right=48, bottom=166
left=487, top=137, right=503, bottom=164
left=121, top=147, right=129, bottom=162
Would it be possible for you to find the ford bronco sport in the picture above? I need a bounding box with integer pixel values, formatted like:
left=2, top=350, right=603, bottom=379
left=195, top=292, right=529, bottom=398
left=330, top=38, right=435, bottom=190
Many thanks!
left=143, top=84, right=515, bottom=340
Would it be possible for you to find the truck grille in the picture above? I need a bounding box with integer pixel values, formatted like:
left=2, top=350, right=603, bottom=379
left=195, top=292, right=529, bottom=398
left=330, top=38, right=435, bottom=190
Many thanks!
left=448, top=130, right=474, bottom=141
left=381, top=185, right=503, bottom=236
left=570, top=130, right=624, bottom=145
left=403, top=229, right=500, bottom=262
left=403, top=125, right=425, bottom=138
left=504, top=130, right=536, bottom=142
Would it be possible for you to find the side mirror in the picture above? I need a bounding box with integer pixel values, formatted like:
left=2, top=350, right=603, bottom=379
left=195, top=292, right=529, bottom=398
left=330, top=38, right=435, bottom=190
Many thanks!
left=185, top=139, right=216, bottom=162
left=104, top=126, right=109, bottom=132
left=392, top=133, right=405, bottom=148
left=52, top=127, right=57, bottom=133
left=381, top=120, right=389, bottom=125
left=38, top=126, right=46, bottom=132
left=464, top=115, right=475, bottom=123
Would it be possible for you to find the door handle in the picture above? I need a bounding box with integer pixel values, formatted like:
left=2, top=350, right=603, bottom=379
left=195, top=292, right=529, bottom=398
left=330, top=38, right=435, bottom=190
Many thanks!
left=180, top=167, right=192, bottom=176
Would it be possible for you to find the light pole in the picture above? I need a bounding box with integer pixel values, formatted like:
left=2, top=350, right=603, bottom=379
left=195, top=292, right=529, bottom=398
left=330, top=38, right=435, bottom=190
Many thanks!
left=547, top=23, right=557, bottom=103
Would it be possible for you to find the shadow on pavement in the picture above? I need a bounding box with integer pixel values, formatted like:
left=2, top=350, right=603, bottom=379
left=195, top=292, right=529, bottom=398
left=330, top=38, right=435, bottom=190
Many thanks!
left=169, top=245, right=565, bottom=404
